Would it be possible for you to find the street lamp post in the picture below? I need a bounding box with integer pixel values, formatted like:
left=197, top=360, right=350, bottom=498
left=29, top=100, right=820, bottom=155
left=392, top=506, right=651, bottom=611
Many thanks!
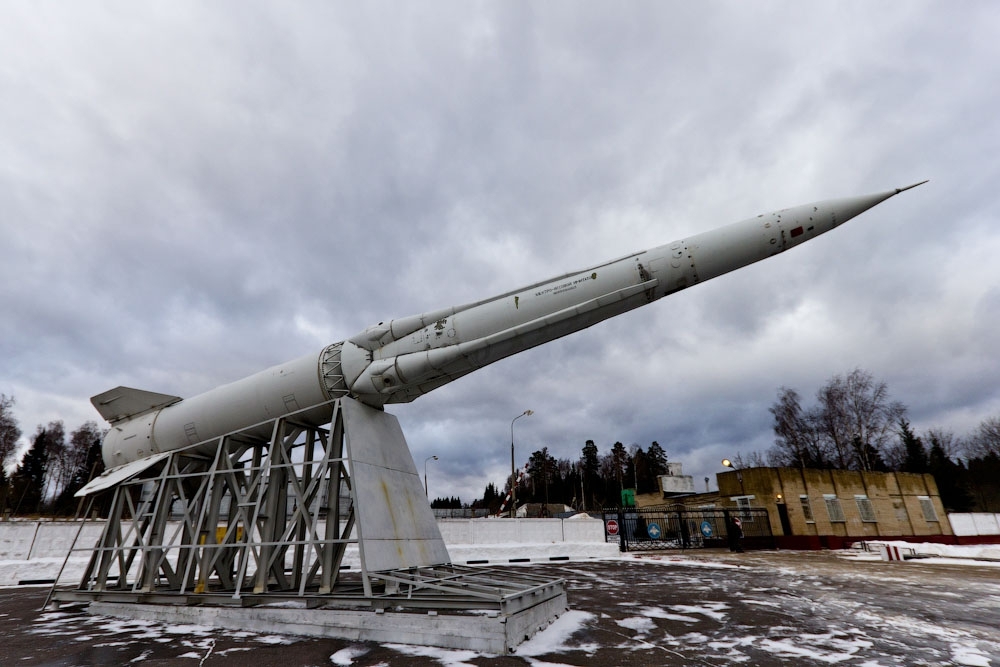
left=424, top=455, right=438, bottom=497
left=721, top=458, right=745, bottom=494
left=510, top=410, right=533, bottom=518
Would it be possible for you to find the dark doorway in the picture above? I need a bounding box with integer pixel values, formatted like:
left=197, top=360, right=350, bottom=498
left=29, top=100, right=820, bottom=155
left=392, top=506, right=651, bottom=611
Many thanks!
left=777, top=503, right=792, bottom=535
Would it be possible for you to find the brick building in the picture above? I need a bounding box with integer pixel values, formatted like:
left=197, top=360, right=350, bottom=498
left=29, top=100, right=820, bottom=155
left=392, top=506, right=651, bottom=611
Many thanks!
left=637, top=466, right=952, bottom=549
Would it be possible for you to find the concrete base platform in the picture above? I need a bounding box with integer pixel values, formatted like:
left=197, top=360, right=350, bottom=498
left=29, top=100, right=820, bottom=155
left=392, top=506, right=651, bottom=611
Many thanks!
left=89, top=591, right=568, bottom=654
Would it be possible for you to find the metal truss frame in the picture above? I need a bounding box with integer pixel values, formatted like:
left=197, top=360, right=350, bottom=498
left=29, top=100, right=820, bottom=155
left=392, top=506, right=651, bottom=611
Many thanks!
left=48, top=399, right=565, bottom=617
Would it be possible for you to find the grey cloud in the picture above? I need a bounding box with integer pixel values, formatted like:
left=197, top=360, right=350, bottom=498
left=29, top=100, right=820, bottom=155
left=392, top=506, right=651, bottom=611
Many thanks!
left=2, top=3, right=1000, bottom=501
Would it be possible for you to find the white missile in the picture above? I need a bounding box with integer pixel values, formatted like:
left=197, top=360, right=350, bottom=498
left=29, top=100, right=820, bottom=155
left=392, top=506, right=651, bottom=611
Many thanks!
left=93, top=182, right=926, bottom=467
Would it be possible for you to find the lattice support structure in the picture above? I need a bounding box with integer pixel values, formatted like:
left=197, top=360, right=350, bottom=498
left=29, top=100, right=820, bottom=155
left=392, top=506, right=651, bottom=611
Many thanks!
left=50, top=398, right=566, bottom=643
left=66, top=399, right=360, bottom=600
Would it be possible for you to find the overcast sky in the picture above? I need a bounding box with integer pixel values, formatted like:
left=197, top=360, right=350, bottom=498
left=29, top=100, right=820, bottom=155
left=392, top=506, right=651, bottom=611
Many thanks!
left=2, top=2, right=999, bottom=503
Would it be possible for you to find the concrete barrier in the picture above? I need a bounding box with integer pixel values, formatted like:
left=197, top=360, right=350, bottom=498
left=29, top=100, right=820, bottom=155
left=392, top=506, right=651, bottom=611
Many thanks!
left=876, top=543, right=914, bottom=561
left=1, top=516, right=607, bottom=565
left=437, top=517, right=604, bottom=544
left=0, top=521, right=107, bottom=561
left=0, top=522, right=39, bottom=560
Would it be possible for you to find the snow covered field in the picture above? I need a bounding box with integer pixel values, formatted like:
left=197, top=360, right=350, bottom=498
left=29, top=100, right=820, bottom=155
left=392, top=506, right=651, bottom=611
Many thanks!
left=2, top=541, right=999, bottom=665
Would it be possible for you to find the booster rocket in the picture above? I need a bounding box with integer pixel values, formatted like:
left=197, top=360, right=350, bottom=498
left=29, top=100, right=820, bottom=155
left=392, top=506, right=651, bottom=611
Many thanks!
left=93, top=182, right=925, bottom=468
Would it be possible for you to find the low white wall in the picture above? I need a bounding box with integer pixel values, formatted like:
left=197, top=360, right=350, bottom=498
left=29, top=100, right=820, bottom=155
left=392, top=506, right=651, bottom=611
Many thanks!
left=1, top=517, right=607, bottom=563
left=948, top=513, right=1000, bottom=537
left=0, top=521, right=107, bottom=560
left=437, top=518, right=604, bottom=545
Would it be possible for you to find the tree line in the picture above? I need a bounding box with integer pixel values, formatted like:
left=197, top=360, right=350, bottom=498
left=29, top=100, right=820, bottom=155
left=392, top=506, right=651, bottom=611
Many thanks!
left=761, top=368, right=1000, bottom=512
left=0, top=394, right=106, bottom=517
left=466, top=440, right=671, bottom=515
left=3, top=367, right=999, bottom=518
left=462, top=368, right=1000, bottom=514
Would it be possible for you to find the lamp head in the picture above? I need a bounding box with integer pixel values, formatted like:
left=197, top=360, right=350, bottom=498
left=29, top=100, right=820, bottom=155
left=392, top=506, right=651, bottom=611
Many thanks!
left=722, top=459, right=733, bottom=468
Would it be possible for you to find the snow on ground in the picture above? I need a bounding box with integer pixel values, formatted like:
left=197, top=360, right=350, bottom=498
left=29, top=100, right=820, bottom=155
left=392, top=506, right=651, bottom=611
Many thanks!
left=514, top=610, right=600, bottom=658
left=840, top=541, right=1000, bottom=567
left=329, top=645, right=371, bottom=665
left=7, top=539, right=1000, bottom=665
left=25, top=606, right=304, bottom=664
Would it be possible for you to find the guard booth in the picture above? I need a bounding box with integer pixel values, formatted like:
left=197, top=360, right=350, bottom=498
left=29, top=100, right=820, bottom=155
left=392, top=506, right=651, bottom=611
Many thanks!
left=602, top=506, right=774, bottom=552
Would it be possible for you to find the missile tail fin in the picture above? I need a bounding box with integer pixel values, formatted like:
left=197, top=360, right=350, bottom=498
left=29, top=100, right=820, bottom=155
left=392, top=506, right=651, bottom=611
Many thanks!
left=91, top=386, right=183, bottom=423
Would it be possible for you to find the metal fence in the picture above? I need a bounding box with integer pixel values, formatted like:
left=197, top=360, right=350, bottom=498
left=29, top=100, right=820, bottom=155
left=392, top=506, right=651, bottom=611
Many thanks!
left=601, top=506, right=774, bottom=552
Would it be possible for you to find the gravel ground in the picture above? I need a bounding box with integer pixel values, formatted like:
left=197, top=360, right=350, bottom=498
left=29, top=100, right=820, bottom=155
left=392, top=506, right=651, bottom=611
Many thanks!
left=2, top=549, right=998, bottom=666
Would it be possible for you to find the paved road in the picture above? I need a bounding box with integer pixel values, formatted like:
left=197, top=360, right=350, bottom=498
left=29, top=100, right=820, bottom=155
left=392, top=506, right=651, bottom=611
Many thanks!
left=2, top=550, right=998, bottom=665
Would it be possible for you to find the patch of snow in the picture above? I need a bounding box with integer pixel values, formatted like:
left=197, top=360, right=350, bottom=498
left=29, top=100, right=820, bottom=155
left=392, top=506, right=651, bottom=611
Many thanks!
left=669, top=602, right=728, bottom=622
left=515, top=610, right=599, bottom=657
left=254, top=634, right=296, bottom=645
left=743, top=599, right=782, bottom=608
left=637, top=606, right=700, bottom=623
left=330, top=645, right=370, bottom=665
left=844, top=541, right=1000, bottom=563
left=161, top=624, right=215, bottom=635
left=624, top=553, right=741, bottom=569
left=950, top=643, right=992, bottom=666
left=616, top=616, right=656, bottom=633
left=384, top=643, right=481, bottom=667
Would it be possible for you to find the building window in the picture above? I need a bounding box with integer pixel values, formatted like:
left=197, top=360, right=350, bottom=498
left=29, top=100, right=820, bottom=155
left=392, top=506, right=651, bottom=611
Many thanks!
left=734, top=495, right=755, bottom=522
left=855, top=495, right=877, bottom=523
left=824, top=494, right=845, bottom=522
left=918, top=496, right=939, bottom=522
left=800, top=495, right=814, bottom=522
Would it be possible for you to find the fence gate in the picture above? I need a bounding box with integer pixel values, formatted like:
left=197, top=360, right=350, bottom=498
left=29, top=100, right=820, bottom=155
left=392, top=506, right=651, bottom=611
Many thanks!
left=601, top=507, right=774, bottom=552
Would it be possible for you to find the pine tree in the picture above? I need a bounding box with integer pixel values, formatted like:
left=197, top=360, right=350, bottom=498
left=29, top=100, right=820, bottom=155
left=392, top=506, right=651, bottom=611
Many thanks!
left=580, top=440, right=599, bottom=510
left=609, top=442, right=628, bottom=493
left=11, top=424, right=54, bottom=515
left=927, top=435, right=974, bottom=512
left=647, top=441, right=668, bottom=477
left=527, top=447, right=556, bottom=505
left=899, top=418, right=928, bottom=473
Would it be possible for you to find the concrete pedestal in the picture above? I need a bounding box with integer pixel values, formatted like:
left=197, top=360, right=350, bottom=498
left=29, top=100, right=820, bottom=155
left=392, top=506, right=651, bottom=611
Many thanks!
left=90, top=587, right=568, bottom=653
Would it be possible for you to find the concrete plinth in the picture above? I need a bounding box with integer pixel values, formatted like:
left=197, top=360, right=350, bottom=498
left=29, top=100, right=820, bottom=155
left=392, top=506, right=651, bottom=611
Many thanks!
left=90, top=591, right=568, bottom=654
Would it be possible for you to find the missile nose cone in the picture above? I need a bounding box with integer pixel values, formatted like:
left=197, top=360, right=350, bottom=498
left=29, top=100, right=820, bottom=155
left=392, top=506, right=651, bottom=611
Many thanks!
left=895, top=180, right=929, bottom=194
left=824, top=180, right=928, bottom=228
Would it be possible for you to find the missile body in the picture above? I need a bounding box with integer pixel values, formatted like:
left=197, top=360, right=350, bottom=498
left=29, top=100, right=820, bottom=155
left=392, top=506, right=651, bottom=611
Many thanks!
left=94, top=183, right=924, bottom=468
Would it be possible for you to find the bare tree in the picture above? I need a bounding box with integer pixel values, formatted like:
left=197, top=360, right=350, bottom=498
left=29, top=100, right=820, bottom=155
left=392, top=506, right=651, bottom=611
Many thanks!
left=732, top=451, right=768, bottom=468
left=48, top=422, right=105, bottom=514
left=816, top=378, right=854, bottom=468
left=42, top=421, right=71, bottom=502
left=966, top=416, right=1000, bottom=459
left=769, top=369, right=906, bottom=471
left=925, top=428, right=962, bottom=459
left=843, top=369, right=905, bottom=471
left=768, top=387, right=825, bottom=468
left=0, top=394, right=21, bottom=513
left=0, top=394, right=20, bottom=469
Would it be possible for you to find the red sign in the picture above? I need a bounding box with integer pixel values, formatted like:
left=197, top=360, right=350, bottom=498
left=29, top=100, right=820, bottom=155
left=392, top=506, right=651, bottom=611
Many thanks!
left=606, top=519, right=619, bottom=535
